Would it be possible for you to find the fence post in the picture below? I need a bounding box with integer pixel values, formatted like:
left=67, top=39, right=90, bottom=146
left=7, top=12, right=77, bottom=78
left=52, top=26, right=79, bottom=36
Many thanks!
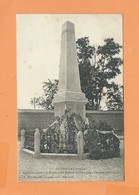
left=34, top=128, right=40, bottom=158
left=77, top=130, right=84, bottom=160
left=21, top=129, right=25, bottom=149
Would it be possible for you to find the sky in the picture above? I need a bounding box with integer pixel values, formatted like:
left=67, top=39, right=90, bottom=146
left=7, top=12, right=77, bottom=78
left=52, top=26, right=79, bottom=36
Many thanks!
left=16, top=14, right=123, bottom=109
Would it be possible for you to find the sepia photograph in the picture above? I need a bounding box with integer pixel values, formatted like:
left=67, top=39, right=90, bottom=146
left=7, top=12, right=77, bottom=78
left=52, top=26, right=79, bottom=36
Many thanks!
left=17, top=14, right=124, bottom=182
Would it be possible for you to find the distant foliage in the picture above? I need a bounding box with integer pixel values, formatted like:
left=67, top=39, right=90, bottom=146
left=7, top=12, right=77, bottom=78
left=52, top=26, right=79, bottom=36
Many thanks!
left=30, top=37, right=123, bottom=111
left=30, top=79, right=58, bottom=109
left=106, top=83, right=123, bottom=110
left=76, top=37, right=123, bottom=110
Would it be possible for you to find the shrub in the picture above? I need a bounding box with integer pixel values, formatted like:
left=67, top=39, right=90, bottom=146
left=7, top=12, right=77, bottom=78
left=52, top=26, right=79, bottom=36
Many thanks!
left=84, top=116, right=120, bottom=159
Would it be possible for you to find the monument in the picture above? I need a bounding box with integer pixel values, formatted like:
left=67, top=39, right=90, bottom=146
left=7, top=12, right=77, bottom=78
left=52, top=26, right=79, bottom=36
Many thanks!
left=53, top=21, right=88, bottom=117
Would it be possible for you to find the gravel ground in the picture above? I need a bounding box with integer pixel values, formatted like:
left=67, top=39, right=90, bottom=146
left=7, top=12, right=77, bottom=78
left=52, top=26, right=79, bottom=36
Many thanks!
left=18, top=141, right=124, bottom=182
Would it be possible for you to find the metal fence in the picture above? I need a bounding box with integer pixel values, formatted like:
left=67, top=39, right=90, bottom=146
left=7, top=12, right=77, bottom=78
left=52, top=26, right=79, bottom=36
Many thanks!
left=40, top=131, right=77, bottom=154
left=24, top=130, right=35, bottom=151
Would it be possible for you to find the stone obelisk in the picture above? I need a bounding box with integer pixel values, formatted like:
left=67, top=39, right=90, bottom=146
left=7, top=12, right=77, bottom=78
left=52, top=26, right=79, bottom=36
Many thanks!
left=53, top=21, right=87, bottom=117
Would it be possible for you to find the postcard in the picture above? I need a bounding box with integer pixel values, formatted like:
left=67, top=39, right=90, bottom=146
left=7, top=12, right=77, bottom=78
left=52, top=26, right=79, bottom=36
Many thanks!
left=0, top=0, right=139, bottom=194
left=17, top=14, right=124, bottom=182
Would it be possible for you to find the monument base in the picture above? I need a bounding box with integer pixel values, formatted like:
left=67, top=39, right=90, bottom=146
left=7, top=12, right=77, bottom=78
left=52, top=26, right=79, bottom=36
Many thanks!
left=53, top=91, right=88, bottom=118
left=54, top=101, right=87, bottom=118
left=53, top=91, right=87, bottom=117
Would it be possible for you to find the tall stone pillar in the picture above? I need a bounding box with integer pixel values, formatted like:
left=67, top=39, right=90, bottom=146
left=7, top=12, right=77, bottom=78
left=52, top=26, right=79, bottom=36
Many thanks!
left=53, top=21, right=87, bottom=118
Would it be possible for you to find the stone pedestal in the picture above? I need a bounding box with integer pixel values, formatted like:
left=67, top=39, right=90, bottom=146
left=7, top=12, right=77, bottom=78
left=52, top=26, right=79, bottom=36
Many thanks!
left=77, top=130, right=84, bottom=160
left=34, top=128, right=40, bottom=158
left=53, top=21, right=87, bottom=118
left=54, top=92, right=87, bottom=118
left=21, top=129, right=25, bottom=149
